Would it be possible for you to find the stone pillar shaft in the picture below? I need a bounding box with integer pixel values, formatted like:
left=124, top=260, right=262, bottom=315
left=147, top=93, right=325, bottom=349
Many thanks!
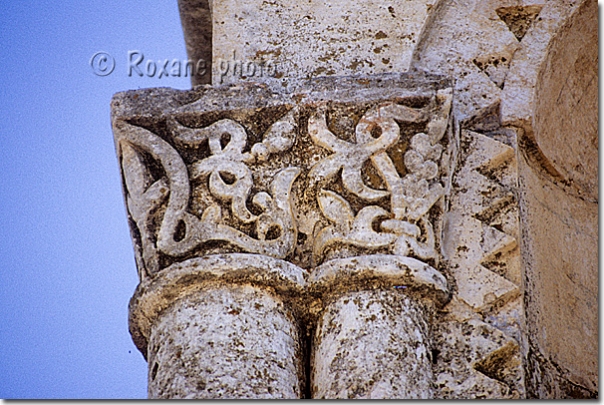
left=312, top=291, right=433, bottom=399
left=147, top=285, right=303, bottom=399
left=113, top=75, right=454, bottom=399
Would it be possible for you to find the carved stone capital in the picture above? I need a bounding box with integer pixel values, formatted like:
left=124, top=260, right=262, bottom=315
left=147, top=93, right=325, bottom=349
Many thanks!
left=113, top=73, right=458, bottom=398
left=112, top=74, right=455, bottom=280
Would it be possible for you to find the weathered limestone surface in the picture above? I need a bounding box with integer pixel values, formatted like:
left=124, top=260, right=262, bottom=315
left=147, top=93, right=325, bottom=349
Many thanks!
left=178, top=0, right=212, bottom=86
left=210, top=0, right=439, bottom=88
left=112, top=74, right=455, bottom=277
left=127, top=254, right=308, bottom=356
left=147, top=284, right=303, bottom=399
left=517, top=0, right=598, bottom=397
left=518, top=160, right=598, bottom=398
left=407, top=0, right=596, bottom=398
left=412, top=0, right=521, bottom=121
left=409, top=3, right=530, bottom=396
left=436, top=127, right=525, bottom=399
left=312, top=291, right=433, bottom=399
left=307, top=254, right=449, bottom=398
left=501, top=0, right=583, bottom=128
left=433, top=318, right=524, bottom=399
left=115, top=74, right=461, bottom=399
left=532, top=0, right=598, bottom=203
left=411, top=0, right=583, bottom=124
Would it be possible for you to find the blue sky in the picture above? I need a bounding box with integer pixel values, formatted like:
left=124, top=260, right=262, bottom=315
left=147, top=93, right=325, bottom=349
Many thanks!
left=0, top=1, right=193, bottom=398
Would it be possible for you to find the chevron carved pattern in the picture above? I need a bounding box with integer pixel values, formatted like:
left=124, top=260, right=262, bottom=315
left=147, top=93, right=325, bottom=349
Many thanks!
left=435, top=129, right=525, bottom=398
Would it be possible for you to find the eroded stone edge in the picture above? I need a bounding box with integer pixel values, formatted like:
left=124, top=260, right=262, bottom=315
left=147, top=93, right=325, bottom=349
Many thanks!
left=128, top=253, right=308, bottom=357
left=308, top=254, right=451, bottom=309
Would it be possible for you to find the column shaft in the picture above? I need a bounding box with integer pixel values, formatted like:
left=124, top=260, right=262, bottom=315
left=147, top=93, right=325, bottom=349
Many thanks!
left=312, top=290, right=434, bottom=399
left=147, top=284, right=303, bottom=399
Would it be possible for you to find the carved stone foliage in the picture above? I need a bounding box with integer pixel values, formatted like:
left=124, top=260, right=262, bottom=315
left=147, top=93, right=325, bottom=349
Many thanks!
left=112, top=75, right=455, bottom=279
left=117, top=110, right=300, bottom=277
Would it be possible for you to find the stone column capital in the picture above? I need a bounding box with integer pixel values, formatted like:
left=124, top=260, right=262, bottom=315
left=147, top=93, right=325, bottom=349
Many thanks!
left=112, top=73, right=455, bottom=282
left=113, top=73, right=460, bottom=398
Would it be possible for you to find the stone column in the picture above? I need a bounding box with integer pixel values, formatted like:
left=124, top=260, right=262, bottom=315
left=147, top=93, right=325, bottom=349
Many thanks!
left=147, top=285, right=301, bottom=398
left=309, top=256, right=450, bottom=399
left=112, top=0, right=602, bottom=399
left=112, top=68, right=455, bottom=398
left=314, top=292, right=432, bottom=399
left=148, top=286, right=302, bottom=399
left=128, top=256, right=307, bottom=399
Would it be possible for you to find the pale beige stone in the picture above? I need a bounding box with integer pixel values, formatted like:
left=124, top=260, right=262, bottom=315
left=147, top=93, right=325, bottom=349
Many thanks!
left=501, top=0, right=582, bottom=127
left=211, top=0, right=439, bottom=87
left=439, top=127, right=525, bottom=397
left=112, top=0, right=598, bottom=398
left=452, top=263, right=519, bottom=312
left=433, top=319, right=524, bottom=399
left=312, top=291, right=433, bottom=399
left=308, top=254, right=449, bottom=307
left=518, top=139, right=598, bottom=396
left=511, top=0, right=598, bottom=396
left=112, top=75, right=455, bottom=276
left=412, top=0, right=520, bottom=120
left=115, top=75, right=461, bottom=399
left=147, top=285, right=303, bottom=398
left=128, top=254, right=307, bottom=358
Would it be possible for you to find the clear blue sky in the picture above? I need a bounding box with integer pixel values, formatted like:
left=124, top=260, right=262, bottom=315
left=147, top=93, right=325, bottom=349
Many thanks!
left=0, top=1, right=192, bottom=399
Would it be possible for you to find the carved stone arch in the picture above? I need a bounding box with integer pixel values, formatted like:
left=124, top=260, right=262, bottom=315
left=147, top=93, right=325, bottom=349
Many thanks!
left=530, top=0, right=598, bottom=200
left=504, top=0, right=598, bottom=398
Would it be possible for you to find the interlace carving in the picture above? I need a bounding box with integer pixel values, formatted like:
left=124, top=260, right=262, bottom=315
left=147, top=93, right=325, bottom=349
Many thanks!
left=118, top=111, right=299, bottom=276
left=115, top=85, right=453, bottom=277
left=311, top=92, right=452, bottom=264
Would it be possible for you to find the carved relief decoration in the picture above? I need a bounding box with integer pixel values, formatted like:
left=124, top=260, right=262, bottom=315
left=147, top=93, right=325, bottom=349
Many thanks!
left=114, top=85, right=454, bottom=279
